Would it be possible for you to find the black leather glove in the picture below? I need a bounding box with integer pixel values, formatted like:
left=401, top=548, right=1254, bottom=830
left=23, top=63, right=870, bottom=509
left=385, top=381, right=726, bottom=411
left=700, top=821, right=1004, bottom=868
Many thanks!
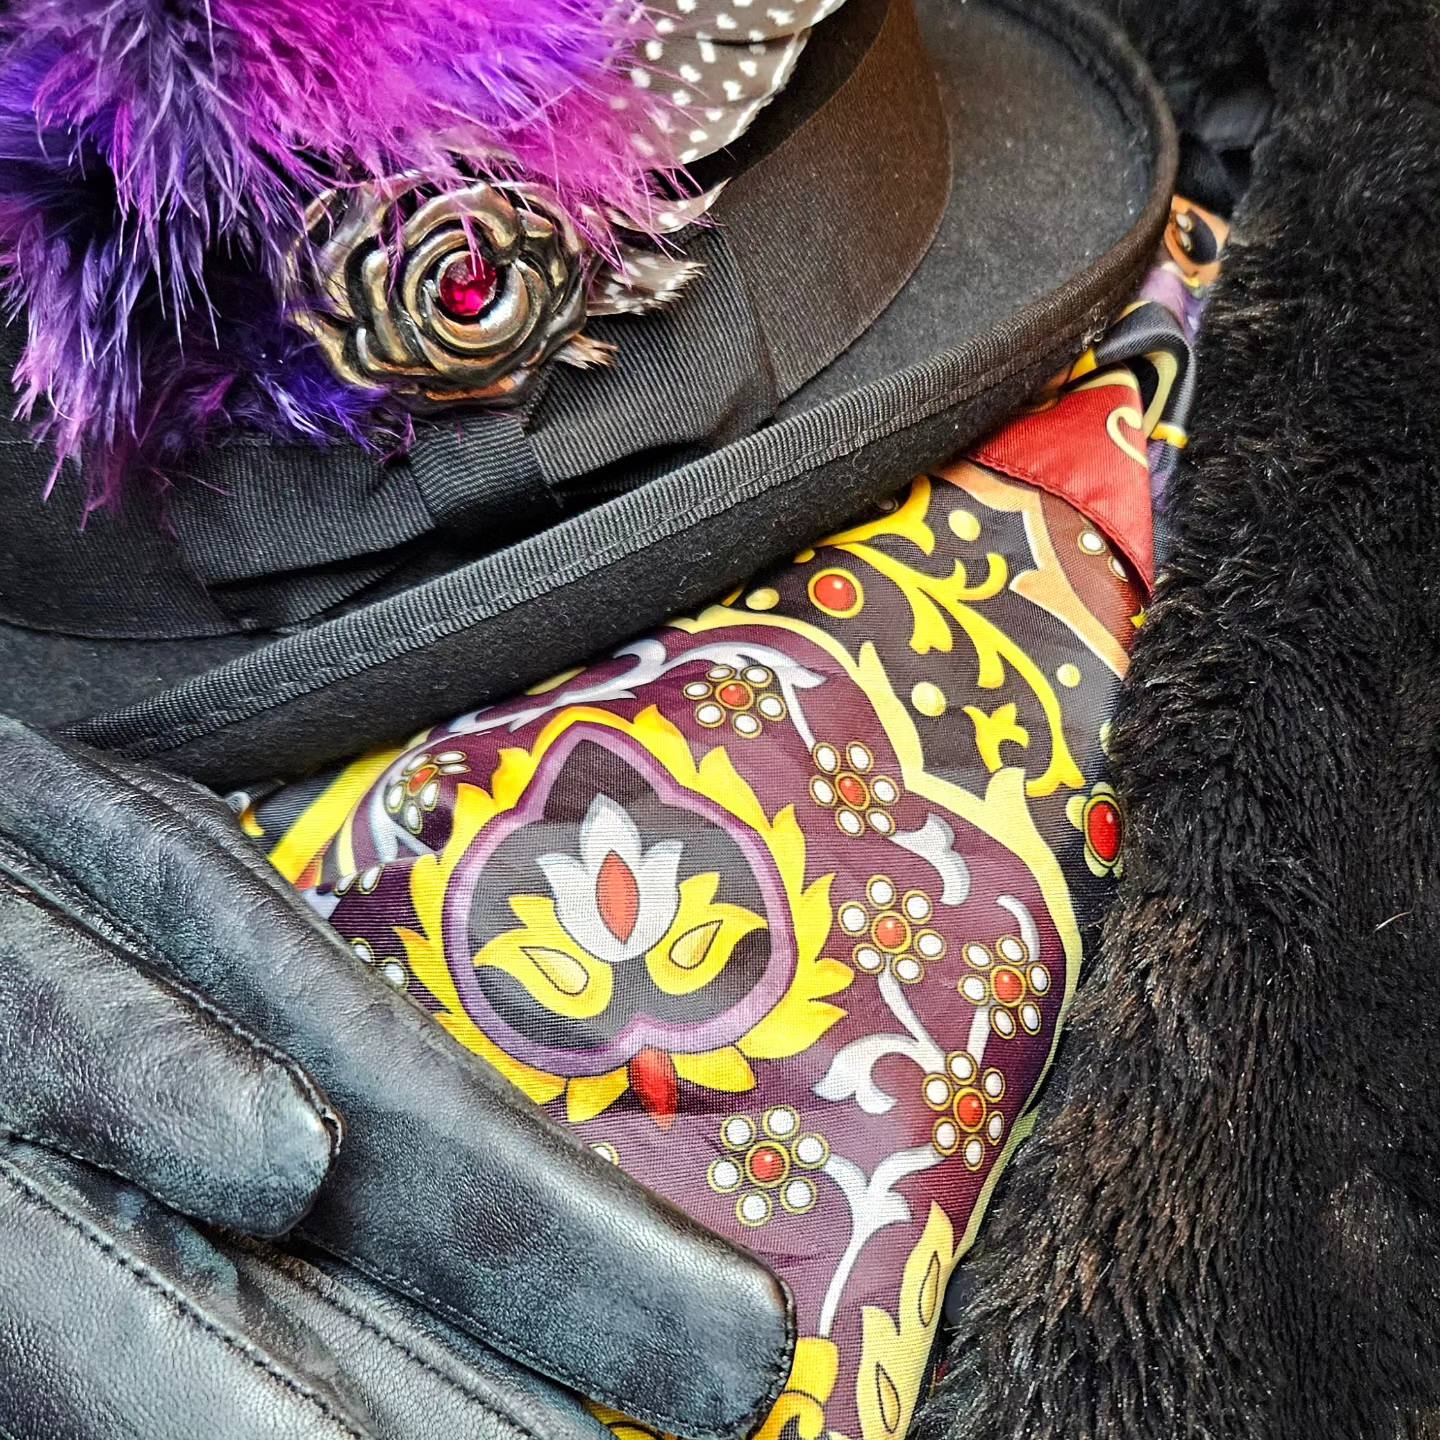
left=0, top=718, right=792, bottom=1438
left=0, top=1138, right=616, bottom=1440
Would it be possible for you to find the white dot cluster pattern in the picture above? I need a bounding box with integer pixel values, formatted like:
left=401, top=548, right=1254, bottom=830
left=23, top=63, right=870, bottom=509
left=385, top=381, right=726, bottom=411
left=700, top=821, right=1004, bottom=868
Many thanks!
left=630, top=0, right=853, bottom=167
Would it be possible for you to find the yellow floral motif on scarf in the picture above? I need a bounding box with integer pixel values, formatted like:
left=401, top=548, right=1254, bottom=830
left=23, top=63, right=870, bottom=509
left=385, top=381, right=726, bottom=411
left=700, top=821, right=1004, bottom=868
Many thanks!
left=396, top=703, right=852, bottom=1125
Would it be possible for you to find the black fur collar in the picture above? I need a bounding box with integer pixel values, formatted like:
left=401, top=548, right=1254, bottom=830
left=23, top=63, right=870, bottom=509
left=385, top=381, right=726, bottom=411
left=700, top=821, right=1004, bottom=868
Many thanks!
left=922, top=2, right=1440, bottom=1434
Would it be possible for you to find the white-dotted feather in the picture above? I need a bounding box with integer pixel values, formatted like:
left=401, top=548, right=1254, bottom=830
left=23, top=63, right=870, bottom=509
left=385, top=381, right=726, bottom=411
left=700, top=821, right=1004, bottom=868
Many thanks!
left=575, top=1, right=848, bottom=340
left=589, top=244, right=706, bottom=316
left=630, top=0, right=853, bottom=166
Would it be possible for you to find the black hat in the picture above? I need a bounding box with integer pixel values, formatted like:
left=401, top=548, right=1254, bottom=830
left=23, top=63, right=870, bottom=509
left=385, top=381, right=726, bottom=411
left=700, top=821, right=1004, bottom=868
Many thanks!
left=0, top=0, right=1174, bottom=785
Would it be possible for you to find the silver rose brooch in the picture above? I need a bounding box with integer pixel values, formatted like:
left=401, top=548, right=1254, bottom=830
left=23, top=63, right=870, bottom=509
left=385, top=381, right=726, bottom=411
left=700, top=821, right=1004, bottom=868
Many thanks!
left=287, top=175, right=708, bottom=409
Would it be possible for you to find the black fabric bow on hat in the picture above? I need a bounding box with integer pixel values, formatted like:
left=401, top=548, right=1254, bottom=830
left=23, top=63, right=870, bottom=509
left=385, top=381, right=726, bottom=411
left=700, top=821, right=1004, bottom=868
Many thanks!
left=0, top=0, right=944, bottom=644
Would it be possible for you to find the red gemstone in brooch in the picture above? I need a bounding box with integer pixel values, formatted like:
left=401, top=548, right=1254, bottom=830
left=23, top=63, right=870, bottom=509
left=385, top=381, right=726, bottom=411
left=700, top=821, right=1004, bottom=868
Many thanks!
left=438, top=255, right=499, bottom=319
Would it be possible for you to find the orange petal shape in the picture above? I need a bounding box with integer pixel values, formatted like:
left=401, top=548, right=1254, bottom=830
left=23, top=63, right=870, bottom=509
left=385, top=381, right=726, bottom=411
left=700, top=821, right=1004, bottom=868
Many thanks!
left=596, top=849, right=640, bottom=942
left=631, top=1047, right=678, bottom=1129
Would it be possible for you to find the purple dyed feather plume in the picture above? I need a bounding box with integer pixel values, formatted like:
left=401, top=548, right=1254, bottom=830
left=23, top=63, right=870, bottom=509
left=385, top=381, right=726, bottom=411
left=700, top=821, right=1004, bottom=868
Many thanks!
left=0, top=0, right=662, bottom=507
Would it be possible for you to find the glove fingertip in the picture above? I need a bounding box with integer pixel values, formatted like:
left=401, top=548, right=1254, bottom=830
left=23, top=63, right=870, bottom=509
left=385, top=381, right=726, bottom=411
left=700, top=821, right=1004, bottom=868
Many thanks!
left=165, top=1061, right=342, bottom=1239
left=221, top=1072, right=342, bottom=1238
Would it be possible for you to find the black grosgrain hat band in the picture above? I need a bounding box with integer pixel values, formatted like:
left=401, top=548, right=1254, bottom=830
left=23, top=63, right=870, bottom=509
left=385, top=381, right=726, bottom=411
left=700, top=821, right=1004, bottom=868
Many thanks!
left=0, top=0, right=947, bottom=643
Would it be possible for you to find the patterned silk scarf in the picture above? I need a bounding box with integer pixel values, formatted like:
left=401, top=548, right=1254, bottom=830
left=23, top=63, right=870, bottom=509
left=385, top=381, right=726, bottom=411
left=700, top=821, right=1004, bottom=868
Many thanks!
left=239, top=196, right=1227, bottom=1440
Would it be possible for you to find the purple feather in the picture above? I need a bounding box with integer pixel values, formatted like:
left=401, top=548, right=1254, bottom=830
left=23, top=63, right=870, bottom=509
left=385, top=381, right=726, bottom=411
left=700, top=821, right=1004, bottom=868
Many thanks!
left=110, top=273, right=407, bottom=502
left=0, top=0, right=664, bottom=506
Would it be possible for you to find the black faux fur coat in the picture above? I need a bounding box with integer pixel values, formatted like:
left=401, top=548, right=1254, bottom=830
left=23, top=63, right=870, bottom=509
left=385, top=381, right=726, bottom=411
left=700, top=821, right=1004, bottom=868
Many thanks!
left=923, top=1, right=1440, bottom=1436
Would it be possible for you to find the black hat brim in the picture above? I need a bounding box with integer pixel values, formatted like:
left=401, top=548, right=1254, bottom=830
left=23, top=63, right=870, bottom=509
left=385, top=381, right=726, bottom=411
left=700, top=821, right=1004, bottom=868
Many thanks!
left=2, top=0, right=1176, bottom=785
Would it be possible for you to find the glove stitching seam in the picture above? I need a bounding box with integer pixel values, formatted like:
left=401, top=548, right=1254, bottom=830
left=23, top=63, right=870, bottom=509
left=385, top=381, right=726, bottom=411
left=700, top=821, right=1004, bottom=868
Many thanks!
left=0, top=1159, right=366, bottom=1439
left=0, top=847, right=332, bottom=1225
left=262, top=1254, right=548, bottom=1440
left=0, top=834, right=340, bottom=1154
left=60, top=750, right=353, bottom=1134
left=0, top=1124, right=241, bottom=1239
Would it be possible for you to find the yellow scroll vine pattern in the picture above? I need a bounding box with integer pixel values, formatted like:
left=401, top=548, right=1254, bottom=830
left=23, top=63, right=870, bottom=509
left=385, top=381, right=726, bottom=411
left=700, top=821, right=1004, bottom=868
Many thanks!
left=805, top=480, right=1084, bottom=798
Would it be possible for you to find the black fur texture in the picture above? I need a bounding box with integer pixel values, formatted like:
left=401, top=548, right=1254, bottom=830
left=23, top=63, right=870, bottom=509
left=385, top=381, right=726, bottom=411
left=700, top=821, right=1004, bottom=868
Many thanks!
left=918, top=1, right=1440, bottom=1435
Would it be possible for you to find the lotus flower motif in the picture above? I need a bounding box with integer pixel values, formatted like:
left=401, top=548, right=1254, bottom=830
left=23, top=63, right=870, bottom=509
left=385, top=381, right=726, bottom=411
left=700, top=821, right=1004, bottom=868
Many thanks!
left=538, top=796, right=683, bottom=967
left=372, top=714, right=849, bottom=1128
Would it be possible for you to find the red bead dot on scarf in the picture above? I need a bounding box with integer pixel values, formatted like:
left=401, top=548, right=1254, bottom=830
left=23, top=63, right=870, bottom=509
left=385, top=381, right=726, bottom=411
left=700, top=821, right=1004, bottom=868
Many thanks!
left=748, top=1146, right=786, bottom=1184
left=812, top=572, right=858, bottom=613
left=954, top=1090, right=985, bottom=1131
left=1086, top=798, right=1122, bottom=863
